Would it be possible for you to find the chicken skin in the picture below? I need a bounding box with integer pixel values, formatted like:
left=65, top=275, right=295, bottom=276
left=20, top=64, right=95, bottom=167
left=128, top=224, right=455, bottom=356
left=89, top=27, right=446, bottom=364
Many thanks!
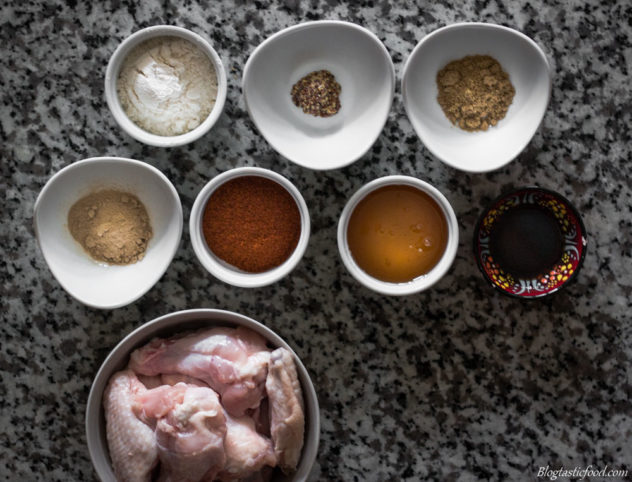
left=129, top=327, right=270, bottom=416
left=137, top=383, right=227, bottom=482
left=104, top=370, right=158, bottom=482
left=215, top=414, right=277, bottom=481
left=265, top=348, right=305, bottom=473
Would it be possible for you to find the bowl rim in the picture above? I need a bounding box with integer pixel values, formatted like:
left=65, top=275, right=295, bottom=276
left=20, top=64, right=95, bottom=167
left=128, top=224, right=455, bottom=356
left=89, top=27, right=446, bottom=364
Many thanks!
left=401, top=22, right=553, bottom=173
left=472, top=186, right=588, bottom=299
left=337, top=175, right=459, bottom=296
left=85, top=308, right=321, bottom=482
left=105, top=25, right=228, bottom=147
left=32, top=156, right=183, bottom=309
left=189, top=166, right=311, bottom=288
left=242, top=20, right=396, bottom=171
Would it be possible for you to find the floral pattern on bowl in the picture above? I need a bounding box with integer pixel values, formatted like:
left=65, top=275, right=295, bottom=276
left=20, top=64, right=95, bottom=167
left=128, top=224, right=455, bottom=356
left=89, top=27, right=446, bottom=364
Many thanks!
left=474, top=187, right=587, bottom=298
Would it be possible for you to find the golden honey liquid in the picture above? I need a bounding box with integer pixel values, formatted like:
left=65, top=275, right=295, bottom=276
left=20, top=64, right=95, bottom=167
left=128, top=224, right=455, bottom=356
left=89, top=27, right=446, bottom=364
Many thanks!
left=347, top=185, right=448, bottom=283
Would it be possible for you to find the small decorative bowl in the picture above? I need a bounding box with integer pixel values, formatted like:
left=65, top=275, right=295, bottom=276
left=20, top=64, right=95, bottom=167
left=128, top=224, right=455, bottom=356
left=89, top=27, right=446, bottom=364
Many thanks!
left=402, top=22, right=551, bottom=172
left=474, top=187, right=587, bottom=298
left=105, top=25, right=227, bottom=147
left=189, top=167, right=310, bottom=288
left=243, top=20, right=395, bottom=170
left=85, top=308, right=320, bottom=482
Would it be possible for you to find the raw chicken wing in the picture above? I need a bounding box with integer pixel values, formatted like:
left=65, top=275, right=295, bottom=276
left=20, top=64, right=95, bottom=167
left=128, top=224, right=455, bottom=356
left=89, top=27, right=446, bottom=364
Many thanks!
left=129, top=327, right=270, bottom=416
left=215, top=413, right=276, bottom=481
left=265, top=348, right=305, bottom=473
left=104, top=370, right=158, bottom=482
left=137, top=383, right=227, bottom=482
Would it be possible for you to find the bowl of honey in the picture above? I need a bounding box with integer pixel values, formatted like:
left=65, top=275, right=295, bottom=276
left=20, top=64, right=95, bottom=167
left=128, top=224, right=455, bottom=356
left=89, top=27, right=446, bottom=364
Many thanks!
left=473, top=187, right=587, bottom=298
left=337, top=176, right=459, bottom=295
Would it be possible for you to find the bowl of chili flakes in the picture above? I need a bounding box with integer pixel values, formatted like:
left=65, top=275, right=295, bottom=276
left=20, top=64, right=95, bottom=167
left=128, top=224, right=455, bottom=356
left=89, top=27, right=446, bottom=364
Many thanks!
left=190, top=167, right=310, bottom=288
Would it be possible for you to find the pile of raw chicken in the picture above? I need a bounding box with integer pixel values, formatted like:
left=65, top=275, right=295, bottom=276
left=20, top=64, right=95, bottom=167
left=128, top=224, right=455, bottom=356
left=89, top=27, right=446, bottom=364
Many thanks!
left=103, top=326, right=305, bottom=482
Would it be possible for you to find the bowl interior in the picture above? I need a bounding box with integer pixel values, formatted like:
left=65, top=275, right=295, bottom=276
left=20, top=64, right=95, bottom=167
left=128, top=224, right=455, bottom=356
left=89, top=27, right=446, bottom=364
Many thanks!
left=189, top=168, right=310, bottom=288
left=474, top=188, right=587, bottom=298
left=34, top=158, right=182, bottom=308
left=86, top=309, right=320, bottom=482
left=243, top=21, right=394, bottom=170
left=403, top=23, right=551, bottom=172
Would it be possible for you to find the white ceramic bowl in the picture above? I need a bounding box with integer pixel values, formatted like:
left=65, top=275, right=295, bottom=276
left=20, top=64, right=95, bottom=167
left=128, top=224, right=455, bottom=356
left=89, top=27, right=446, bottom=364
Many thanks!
left=337, top=176, right=459, bottom=295
left=190, top=167, right=310, bottom=288
left=402, top=23, right=552, bottom=173
left=105, top=25, right=227, bottom=147
left=86, top=308, right=320, bottom=482
left=243, top=20, right=395, bottom=170
left=33, top=157, right=183, bottom=309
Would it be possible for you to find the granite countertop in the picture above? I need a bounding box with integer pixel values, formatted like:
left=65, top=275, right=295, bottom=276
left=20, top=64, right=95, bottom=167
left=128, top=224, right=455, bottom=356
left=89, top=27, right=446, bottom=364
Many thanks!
left=2, top=1, right=631, bottom=481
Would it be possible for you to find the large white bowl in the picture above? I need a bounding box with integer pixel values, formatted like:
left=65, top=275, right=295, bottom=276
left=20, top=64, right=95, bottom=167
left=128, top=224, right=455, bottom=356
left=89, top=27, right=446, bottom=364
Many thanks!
left=402, top=23, right=552, bottom=173
left=243, top=21, right=395, bottom=170
left=190, top=167, right=310, bottom=288
left=105, top=25, right=227, bottom=147
left=337, top=176, right=459, bottom=296
left=33, top=157, right=183, bottom=309
left=86, top=308, right=320, bottom=482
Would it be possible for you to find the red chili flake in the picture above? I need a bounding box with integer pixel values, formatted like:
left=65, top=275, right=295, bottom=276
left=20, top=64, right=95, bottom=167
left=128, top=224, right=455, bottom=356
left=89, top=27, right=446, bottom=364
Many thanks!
left=202, top=176, right=301, bottom=273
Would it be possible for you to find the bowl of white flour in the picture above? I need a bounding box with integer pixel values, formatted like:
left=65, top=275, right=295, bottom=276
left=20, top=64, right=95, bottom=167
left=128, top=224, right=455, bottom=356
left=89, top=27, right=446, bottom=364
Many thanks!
left=105, top=25, right=227, bottom=147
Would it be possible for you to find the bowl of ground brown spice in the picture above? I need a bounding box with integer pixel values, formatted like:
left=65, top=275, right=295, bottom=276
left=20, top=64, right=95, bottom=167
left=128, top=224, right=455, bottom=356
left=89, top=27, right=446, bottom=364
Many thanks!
left=34, top=157, right=182, bottom=309
left=402, top=23, right=551, bottom=173
left=190, top=167, right=310, bottom=287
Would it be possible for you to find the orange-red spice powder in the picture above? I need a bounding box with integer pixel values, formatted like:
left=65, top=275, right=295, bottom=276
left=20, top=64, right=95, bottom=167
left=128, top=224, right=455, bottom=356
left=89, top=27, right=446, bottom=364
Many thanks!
left=202, top=176, right=301, bottom=273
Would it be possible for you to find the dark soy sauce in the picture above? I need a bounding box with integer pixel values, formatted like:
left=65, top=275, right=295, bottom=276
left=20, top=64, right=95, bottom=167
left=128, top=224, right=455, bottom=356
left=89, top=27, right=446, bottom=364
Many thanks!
left=489, top=205, right=563, bottom=279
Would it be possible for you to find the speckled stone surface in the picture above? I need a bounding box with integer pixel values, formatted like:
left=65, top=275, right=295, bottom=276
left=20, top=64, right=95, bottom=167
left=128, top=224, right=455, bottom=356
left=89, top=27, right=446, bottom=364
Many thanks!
left=2, top=1, right=631, bottom=481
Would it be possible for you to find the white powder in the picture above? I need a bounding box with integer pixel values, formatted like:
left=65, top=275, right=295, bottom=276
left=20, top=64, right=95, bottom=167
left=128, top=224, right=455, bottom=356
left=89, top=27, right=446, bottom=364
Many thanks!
left=117, top=36, right=218, bottom=137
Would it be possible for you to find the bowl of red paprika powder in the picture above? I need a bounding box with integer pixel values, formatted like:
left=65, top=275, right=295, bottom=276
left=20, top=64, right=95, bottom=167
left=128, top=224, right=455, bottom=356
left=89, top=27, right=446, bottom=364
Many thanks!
left=190, top=167, right=310, bottom=287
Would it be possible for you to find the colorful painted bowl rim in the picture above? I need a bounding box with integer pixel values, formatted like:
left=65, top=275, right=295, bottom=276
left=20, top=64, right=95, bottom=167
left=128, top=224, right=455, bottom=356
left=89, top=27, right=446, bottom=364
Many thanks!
left=473, top=186, right=588, bottom=299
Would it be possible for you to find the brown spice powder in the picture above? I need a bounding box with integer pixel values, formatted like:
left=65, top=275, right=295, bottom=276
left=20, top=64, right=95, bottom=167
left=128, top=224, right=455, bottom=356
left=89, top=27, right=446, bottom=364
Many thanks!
left=436, top=55, right=515, bottom=131
left=68, top=189, right=153, bottom=265
left=291, top=70, right=341, bottom=117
